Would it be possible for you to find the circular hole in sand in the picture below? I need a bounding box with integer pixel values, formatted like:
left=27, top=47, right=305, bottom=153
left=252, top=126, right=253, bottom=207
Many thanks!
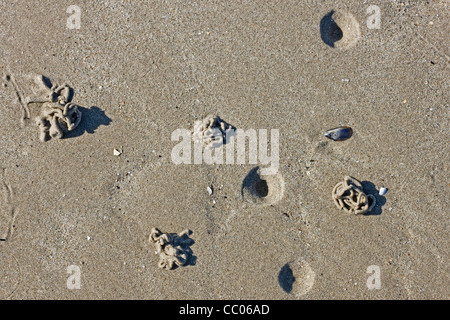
left=320, top=10, right=360, bottom=49
left=241, top=167, right=284, bottom=206
left=278, top=264, right=295, bottom=293
left=254, top=179, right=269, bottom=197
left=278, top=259, right=315, bottom=297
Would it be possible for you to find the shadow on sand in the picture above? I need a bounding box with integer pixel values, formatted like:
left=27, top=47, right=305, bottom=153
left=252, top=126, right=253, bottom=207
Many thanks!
left=65, top=106, right=112, bottom=139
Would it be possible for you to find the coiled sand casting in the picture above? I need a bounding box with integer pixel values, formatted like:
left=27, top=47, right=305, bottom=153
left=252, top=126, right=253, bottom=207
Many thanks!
left=149, top=228, right=194, bottom=270
left=35, top=102, right=81, bottom=142
left=193, top=114, right=235, bottom=149
left=30, top=76, right=82, bottom=141
left=8, top=74, right=83, bottom=142
left=332, top=176, right=376, bottom=215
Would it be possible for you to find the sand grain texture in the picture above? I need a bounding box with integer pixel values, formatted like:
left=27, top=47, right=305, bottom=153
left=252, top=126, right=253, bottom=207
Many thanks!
left=0, top=0, right=448, bottom=299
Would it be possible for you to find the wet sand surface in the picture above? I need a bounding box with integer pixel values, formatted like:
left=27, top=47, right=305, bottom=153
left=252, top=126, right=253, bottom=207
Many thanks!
left=0, top=0, right=448, bottom=299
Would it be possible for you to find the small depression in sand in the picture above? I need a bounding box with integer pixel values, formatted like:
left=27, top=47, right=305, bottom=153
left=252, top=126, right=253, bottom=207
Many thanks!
left=320, top=10, right=360, bottom=49
left=241, top=167, right=284, bottom=206
left=278, top=258, right=315, bottom=297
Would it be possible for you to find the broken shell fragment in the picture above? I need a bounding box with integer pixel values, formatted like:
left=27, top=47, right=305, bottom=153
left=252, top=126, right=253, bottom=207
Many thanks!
left=324, top=126, right=353, bottom=141
left=379, top=187, right=388, bottom=196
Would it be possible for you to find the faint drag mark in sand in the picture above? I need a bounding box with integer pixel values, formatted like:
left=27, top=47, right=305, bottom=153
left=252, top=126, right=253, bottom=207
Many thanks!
left=303, top=128, right=378, bottom=184
left=0, top=168, right=16, bottom=241
left=278, top=258, right=315, bottom=297
left=414, top=33, right=450, bottom=67
left=219, top=208, right=238, bottom=233
left=241, top=167, right=284, bottom=206
left=0, top=252, right=21, bottom=299
left=1, top=71, right=30, bottom=127
left=320, top=10, right=360, bottom=49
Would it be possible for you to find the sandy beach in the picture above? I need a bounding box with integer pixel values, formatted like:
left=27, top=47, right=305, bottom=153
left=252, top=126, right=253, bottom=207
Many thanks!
left=0, top=0, right=448, bottom=300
